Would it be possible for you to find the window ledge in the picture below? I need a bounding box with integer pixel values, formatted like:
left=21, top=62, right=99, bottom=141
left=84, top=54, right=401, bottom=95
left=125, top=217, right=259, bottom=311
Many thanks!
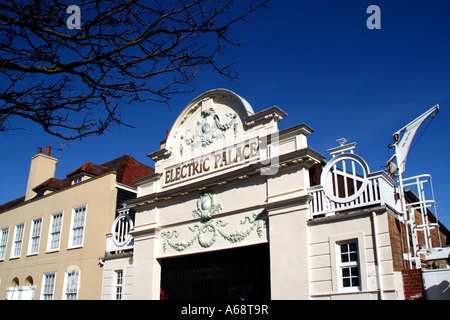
left=311, top=290, right=380, bottom=298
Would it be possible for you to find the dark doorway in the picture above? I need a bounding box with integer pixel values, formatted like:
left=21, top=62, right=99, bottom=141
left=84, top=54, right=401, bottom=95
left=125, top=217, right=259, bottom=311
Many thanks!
left=160, top=244, right=270, bottom=300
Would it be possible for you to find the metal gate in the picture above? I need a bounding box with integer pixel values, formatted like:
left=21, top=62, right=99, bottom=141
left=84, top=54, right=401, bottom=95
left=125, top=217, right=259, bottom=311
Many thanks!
left=160, top=244, right=270, bottom=300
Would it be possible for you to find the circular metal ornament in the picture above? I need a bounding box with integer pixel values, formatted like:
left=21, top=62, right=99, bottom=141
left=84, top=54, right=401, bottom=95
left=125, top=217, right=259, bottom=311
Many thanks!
left=320, top=153, right=370, bottom=203
left=111, top=214, right=134, bottom=247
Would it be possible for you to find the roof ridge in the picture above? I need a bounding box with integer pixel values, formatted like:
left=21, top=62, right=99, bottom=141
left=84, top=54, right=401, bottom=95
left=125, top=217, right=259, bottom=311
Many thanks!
left=100, top=154, right=133, bottom=166
left=66, top=161, right=109, bottom=177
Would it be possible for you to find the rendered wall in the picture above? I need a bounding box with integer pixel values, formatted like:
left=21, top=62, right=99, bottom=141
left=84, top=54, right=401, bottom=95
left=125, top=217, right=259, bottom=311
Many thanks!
left=308, top=210, right=401, bottom=300
left=0, top=173, right=117, bottom=300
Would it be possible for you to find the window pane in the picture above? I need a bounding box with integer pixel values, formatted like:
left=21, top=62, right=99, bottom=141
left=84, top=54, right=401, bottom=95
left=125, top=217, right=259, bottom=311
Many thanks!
left=13, top=224, right=24, bottom=257
left=50, top=213, right=62, bottom=250
left=71, top=207, right=86, bottom=246
left=43, top=273, right=56, bottom=300
left=338, top=240, right=360, bottom=291
left=115, top=270, right=123, bottom=300
left=30, top=219, right=42, bottom=254
left=343, top=278, right=351, bottom=287
left=65, top=270, right=80, bottom=300
left=0, top=229, right=8, bottom=260
left=342, top=268, right=350, bottom=277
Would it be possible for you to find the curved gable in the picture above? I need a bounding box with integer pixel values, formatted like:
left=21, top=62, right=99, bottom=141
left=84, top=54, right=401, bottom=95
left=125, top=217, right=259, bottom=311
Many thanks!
left=165, top=89, right=255, bottom=159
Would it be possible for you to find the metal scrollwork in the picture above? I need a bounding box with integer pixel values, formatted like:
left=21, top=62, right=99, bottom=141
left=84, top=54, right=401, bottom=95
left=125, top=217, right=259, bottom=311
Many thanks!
left=111, top=213, right=134, bottom=248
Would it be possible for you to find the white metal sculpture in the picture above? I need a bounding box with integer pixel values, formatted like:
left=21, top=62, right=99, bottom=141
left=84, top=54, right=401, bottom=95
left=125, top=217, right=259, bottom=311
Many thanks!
left=387, top=104, right=439, bottom=211
left=106, top=206, right=134, bottom=253
left=320, top=143, right=370, bottom=204
left=386, top=104, right=441, bottom=268
left=310, top=104, right=441, bottom=268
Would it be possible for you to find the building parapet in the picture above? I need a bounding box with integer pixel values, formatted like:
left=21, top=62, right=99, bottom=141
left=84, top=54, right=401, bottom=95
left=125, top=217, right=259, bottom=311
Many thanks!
left=307, top=139, right=400, bottom=219
left=308, top=170, right=398, bottom=219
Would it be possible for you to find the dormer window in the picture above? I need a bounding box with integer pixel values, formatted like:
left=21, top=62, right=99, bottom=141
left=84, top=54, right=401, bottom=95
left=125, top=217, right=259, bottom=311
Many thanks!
left=66, top=162, right=106, bottom=185
left=72, top=176, right=83, bottom=185
left=32, top=177, right=67, bottom=198
left=36, top=190, right=45, bottom=198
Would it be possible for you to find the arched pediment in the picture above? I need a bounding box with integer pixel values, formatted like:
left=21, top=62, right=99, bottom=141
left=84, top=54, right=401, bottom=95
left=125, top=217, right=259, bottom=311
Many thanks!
left=165, top=89, right=255, bottom=159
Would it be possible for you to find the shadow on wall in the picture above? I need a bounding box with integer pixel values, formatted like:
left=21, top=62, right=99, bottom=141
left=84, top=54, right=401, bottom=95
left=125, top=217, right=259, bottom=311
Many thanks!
left=425, top=280, right=450, bottom=300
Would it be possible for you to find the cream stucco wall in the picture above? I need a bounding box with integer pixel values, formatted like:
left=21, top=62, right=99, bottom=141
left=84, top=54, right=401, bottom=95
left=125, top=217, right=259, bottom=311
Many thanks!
left=0, top=173, right=118, bottom=300
left=101, top=254, right=134, bottom=300
left=129, top=162, right=317, bottom=300
left=308, top=210, right=400, bottom=300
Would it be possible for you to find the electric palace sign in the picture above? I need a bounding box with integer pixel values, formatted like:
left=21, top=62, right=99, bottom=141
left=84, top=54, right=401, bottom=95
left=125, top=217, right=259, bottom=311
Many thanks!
left=164, top=138, right=259, bottom=186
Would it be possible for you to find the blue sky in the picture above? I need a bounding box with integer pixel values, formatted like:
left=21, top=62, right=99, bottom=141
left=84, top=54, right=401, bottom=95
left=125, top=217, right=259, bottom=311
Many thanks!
left=1, top=1, right=449, bottom=227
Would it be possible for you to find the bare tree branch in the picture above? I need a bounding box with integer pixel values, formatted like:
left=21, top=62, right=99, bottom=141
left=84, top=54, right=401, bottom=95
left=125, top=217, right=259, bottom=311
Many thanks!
left=0, top=0, right=268, bottom=140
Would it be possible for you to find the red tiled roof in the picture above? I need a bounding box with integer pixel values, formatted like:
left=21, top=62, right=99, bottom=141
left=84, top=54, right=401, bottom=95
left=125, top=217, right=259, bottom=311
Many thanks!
left=0, top=196, right=26, bottom=214
left=66, top=162, right=109, bottom=177
left=33, top=178, right=70, bottom=192
left=65, top=154, right=154, bottom=188
left=0, top=154, right=154, bottom=211
left=101, top=154, right=154, bottom=188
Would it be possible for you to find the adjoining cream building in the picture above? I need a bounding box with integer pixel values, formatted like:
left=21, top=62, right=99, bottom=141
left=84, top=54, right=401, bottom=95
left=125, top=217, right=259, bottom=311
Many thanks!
left=0, top=148, right=153, bottom=300
left=102, top=89, right=449, bottom=300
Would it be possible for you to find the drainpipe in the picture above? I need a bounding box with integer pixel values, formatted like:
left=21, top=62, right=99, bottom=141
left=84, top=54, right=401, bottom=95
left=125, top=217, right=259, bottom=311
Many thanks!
left=371, top=211, right=384, bottom=300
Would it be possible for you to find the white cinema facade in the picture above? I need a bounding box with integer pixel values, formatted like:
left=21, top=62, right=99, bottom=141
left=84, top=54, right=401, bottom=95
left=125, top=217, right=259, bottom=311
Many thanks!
left=101, top=89, right=444, bottom=300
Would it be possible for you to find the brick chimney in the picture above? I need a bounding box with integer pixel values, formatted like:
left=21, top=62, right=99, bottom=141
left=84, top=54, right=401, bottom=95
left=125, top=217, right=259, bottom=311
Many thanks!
left=25, top=146, right=58, bottom=201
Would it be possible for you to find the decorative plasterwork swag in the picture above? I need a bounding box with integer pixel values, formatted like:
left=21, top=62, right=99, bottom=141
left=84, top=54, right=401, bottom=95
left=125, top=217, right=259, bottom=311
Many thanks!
left=161, top=193, right=265, bottom=252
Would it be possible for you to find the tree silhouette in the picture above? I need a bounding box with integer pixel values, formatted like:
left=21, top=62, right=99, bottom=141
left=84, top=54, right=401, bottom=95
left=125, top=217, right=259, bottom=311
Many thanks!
left=0, top=0, right=267, bottom=140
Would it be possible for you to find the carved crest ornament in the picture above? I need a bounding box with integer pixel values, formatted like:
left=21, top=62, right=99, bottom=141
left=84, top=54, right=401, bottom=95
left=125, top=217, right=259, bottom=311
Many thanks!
left=161, top=193, right=265, bottom=252
left=180, top=107, right=238, bottom=156
left=192, top=193, right=222, bottom=221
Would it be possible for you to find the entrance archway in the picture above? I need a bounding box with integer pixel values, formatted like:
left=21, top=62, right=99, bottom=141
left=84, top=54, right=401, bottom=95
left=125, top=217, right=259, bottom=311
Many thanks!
left=160, top=244, right=270, bottom=300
